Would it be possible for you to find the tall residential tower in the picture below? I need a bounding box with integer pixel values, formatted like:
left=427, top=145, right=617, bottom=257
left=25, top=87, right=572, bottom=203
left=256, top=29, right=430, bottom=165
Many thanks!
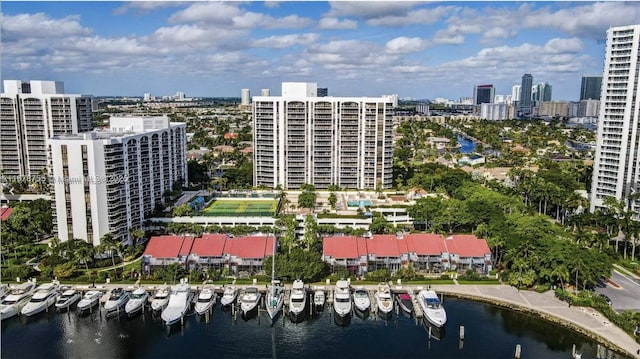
left=253, top=82, right=394, bottom=190
left=519, top=74, right=533, bottom=117
left=590, top=24, right=640, bottom=219
left=1, top=80, right=93, bottom=178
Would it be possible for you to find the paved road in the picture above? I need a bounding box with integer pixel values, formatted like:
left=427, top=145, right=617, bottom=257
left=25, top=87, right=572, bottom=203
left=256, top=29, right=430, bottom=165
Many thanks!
left=597, top=270, right=640, bottom=312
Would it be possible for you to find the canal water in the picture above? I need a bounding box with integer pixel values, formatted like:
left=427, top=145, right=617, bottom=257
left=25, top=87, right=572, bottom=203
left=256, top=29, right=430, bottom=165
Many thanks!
left=1, top=297, right=625, bottom=359
left=457, top=135, right=476, bottom=154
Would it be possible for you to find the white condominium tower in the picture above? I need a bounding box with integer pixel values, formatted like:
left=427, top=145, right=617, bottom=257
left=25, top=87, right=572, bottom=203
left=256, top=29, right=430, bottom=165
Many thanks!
left=253, top=82, right=394, bottom=189
left=590, top=24, right=640, bottom=218
left=1, top=80, right=93, bottom=178
left=48, top=116, right=187, bottom=245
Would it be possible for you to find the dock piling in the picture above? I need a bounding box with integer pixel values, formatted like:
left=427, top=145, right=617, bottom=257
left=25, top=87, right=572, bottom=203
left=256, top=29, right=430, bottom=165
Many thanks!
left=514, top=344, right=521, bottom=359
left=459, top=325, right=465, bottom=340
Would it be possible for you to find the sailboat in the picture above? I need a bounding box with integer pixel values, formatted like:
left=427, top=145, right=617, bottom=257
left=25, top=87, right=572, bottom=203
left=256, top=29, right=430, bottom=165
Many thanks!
left=265, top=236, right=284, bottom=322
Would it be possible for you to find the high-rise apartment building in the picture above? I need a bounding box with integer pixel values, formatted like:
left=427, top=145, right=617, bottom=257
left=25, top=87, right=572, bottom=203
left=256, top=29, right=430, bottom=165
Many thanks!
left=261, top=89, right=270, bottom=96
left=473, top=84, right=495, bottom=105
left=519, top=74, right=533, bottom=117
left=1, top=80, right=93, bottom=178
left=590, top=24, right=640, bottom=218
left=480, top=103, right=509, bottom=120
left=49, top=116, right=187, bottom=245
left=580, top=75, right=603, bottom=100
left=241, top=89, right=251, bottom=105
left=577, top=99, right=600, bottom=117
left=317, top=87, right=328, bottom=97
left=533, top=82, right=552, bottom=104
left=253, top=82, right=394, bottom=190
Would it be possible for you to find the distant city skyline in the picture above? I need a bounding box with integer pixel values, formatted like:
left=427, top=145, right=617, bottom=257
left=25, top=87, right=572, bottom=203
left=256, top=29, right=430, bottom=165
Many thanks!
left=3, top=2, right=640, bottom=100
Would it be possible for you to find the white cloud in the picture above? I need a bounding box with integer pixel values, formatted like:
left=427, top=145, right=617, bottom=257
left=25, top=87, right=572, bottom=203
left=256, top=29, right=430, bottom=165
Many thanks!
left=168, top=3, right=312, bottom=29
left=1, top=13, right=92, bottom=40
left=113, top=1, right=189, bottom=15
left=318, top=17, right=357, bottom=30
left=252, top=33, right=320, bottom=49
left=543, top=38, right=583, bottom=54
left=385, top=37, right=427, bottom=54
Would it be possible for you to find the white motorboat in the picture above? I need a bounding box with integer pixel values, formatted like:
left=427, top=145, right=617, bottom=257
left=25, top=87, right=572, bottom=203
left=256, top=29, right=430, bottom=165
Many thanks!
left=240, top=286, right=261, bottom=316
left=55, top=289, right=81, bottom=311
left=333, top=280, right=352, bottom=317
left=0, top=282, right=36, bottom=320
left=313, top=288, right=325, bottom=310
left=288, top=280, right=307, bottom=319
left=77, top=290, right=103, bottom=314
left=0, top=284, right=8, bottom=300
left=374, top=283, right=394, bottom=315
left=150, top=285, right=171, bottom=312
left=125, top=288, right=149, bottom=317
left=417, top=290, right=447, bottom=327
left=265, top=280, right=285, bottom=321
left=194, top=285, right=216, bottom=315
left=161, top=282, right=193, bottom=326
left=21, top=282, right=60, bottom=317
left=103, top=287, right=129, bottom=315
left=220, top=285, right=238, bottom=307
left=352, top=287, right=371, bottom=313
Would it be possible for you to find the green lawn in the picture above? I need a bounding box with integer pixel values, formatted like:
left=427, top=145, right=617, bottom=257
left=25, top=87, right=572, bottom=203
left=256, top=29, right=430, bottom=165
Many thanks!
left=200, top=199, right=278, bottom=217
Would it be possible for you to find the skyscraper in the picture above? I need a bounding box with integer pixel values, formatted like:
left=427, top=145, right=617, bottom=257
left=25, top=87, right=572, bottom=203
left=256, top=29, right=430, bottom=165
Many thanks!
left=241, top=88, right=250, bottom=105
left=253, top=82, right=394, bottom=189
left=580, top=75, right=603, bottom=100
left=49, top=116, right=187, bottom=245
left=473, top=84, right=495, bottom=105
left=1, top=80, right=93, bottom=178
left=590, top=24, right=640, bottom=219
left=519, top=74, right=533, bottom=117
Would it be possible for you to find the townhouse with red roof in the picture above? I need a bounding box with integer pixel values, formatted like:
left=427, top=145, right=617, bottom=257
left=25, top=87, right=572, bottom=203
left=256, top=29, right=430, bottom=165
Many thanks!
left=322, top=233, right=492, bottom=276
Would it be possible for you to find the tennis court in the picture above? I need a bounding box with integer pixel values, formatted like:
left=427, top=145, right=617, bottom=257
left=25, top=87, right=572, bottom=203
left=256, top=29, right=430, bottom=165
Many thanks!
left=200, top=199, right=278, bottom=217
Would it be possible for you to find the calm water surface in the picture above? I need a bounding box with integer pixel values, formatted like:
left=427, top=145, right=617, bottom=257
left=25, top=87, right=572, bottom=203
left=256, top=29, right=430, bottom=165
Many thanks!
left=457, top=136, right=476, bottom=154
left=1, top=297, right=625, bottom=359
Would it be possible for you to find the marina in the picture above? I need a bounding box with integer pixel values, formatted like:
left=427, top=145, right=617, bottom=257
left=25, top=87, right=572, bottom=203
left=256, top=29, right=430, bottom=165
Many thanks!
left=0, top=281, right=628, bottom=359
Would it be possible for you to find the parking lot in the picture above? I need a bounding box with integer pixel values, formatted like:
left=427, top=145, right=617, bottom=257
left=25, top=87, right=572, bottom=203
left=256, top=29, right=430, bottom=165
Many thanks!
left=596, top=270, right=640, bottom=312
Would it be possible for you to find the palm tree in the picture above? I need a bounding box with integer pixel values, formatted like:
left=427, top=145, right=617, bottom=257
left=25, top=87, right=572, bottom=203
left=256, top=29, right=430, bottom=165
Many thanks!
left=551, top=265, right=569, bottom=291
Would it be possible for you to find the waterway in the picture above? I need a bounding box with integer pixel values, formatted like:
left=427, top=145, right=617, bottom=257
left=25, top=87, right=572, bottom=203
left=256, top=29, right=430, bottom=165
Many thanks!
left=1, top=297, right=626, bottom=359
left=457, top=135, right=476, bottom=154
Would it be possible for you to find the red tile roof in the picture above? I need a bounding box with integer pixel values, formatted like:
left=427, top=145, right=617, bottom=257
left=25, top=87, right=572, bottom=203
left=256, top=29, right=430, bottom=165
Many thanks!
left=179, top=236, right=195, bottom=256
left=144, top=235, right=192, bottom=259
left=367, top=235, right=401, bottom=257
left=0, top=207, right=11, bottom=221
left=323, top=236, right=366, bottom=259
left=445, top=235, right=491, bottom=257
left=405, top=233, right=446, bottom=255
left=226, top=236, right=275, bottom=259
left=190, top=234, right=227, bottom=257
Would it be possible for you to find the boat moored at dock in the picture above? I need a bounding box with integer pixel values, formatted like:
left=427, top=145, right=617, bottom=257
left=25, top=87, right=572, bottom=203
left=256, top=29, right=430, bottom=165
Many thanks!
left=374, top=283, right=394, bottom=318
left=55, top=289, right=81, bottom=311
left=417, top=290, right=447, bottom=328
left=333, top=280, right=352, bottom=318
left=396, top=291, right=414, bottom=316
left=125, top=288, right=149, bottom=317
left=21, top=282, right=60, bottom=317
left=288, top=280, right=306, bottom=321
left=150, top=286, right=171, bottom=312
left=161, top=282, right=193, bottom=326
left=194, top=285, right=216, bottom=315
left=77, top=290, right=103, bottom=314
left=220, top=286, right=238, bottom=307
left=0, top=282, right=36, bottom=320
left=265, top=280, right=285, bottom=321
left=240, top=286, right=261, bottom=319
left=103, top=287, right=129, bottom=315
left=313, top=288, right=325, bottom=311
left=352, top=287, right=371, bottom=313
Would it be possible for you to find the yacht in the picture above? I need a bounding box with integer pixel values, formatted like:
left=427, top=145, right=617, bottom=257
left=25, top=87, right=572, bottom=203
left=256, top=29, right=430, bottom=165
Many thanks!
left=194, top=285, right=216, bottom=315
left=352, top=287, right=371, bottom=313
left=288, top=280, right=307, bottom=321
left=396, top=291, right=414, bottom=316
left=125, top=288, right=149, bottom=317
left=220, top=285, right=238, bottom=307
left=333, top=280, right=352, bottom=317
left=313, top=288, right=325, bottom=311
left=417, top=290, right=447, bottom=327
left=265, top=280, right=285, bottom=321
left=103, top=287, right=129, bottom=315
left=55, top=289, right=81, bottom=311
left=77, top=290, right=103, bottom=314
left=21, top=282, right=60, bottom=317
left=0, top=282, right=36, bottom=320
left=240, top=286, right=261, bottom=318
left=374, top=283, right=394, bottom=317
left=161, top=282, right=193, bottom=326
left=0, top=284, right=8, bottom=300
left=150, top=285, right=171, bottom=312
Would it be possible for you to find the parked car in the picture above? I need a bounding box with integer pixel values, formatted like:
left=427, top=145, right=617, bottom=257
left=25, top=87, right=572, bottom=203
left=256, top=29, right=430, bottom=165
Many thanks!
left=599, top=294, right=612, bottom=306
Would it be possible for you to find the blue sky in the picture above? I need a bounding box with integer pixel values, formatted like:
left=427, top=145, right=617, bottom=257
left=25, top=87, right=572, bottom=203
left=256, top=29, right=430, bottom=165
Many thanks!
left=2, top=1, right=639, bottom=100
